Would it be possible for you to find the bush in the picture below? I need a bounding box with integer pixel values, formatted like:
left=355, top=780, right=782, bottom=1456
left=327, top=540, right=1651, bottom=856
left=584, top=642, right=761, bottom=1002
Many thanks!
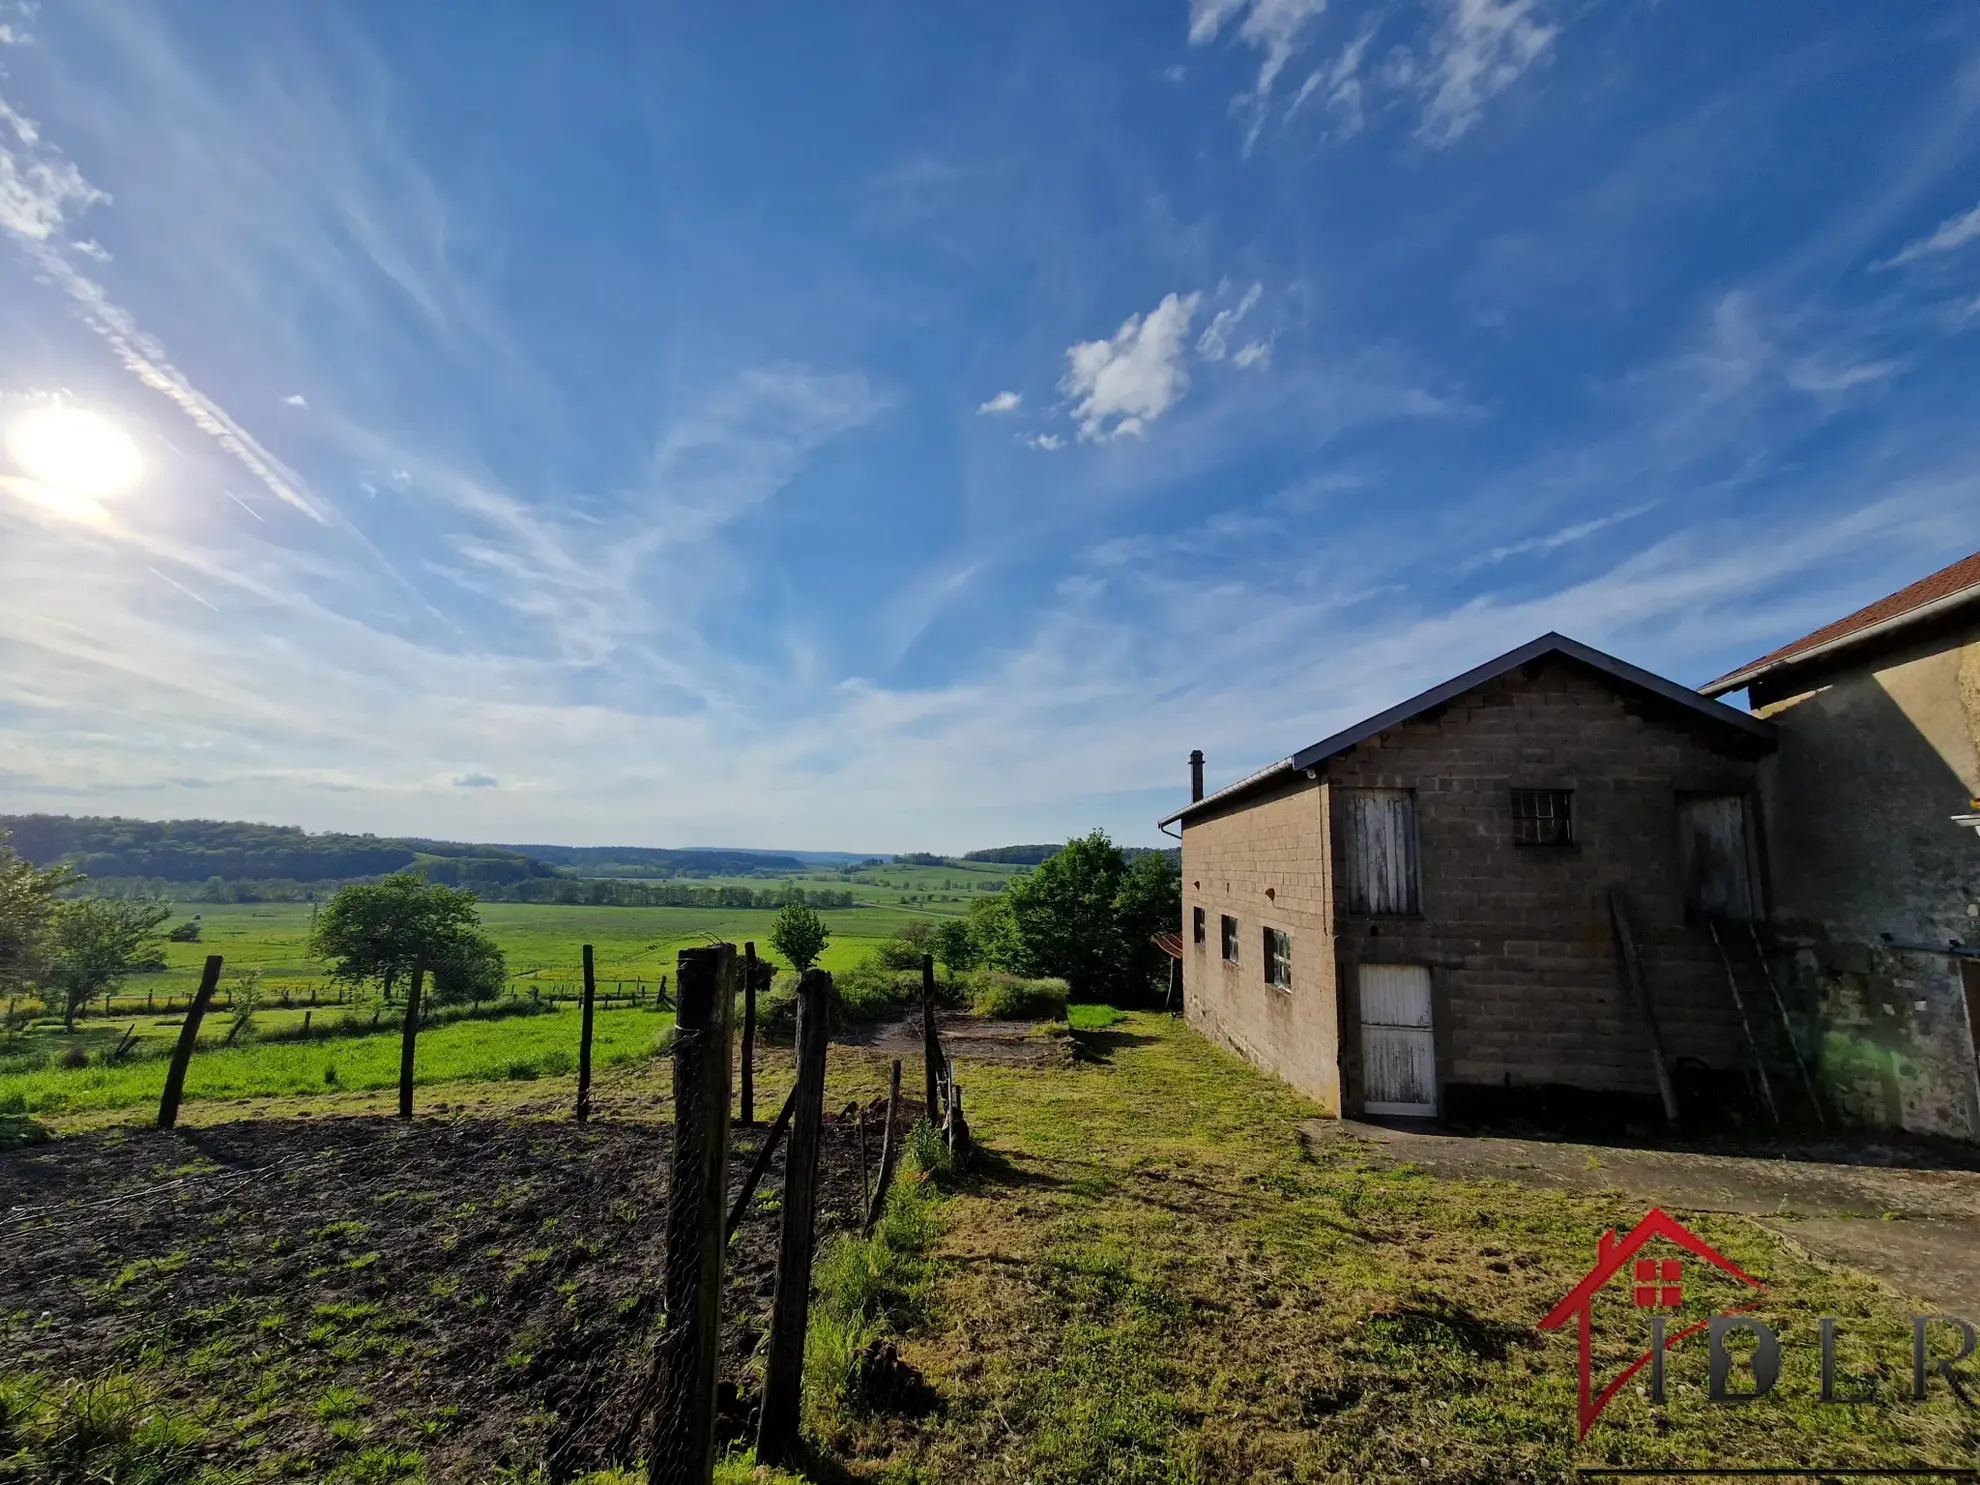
left=58, top=1044, right=89, bottom=1069
left=833, top=960, right=923, bottom=1023
left=967, top=972, right=1068, bottom=1021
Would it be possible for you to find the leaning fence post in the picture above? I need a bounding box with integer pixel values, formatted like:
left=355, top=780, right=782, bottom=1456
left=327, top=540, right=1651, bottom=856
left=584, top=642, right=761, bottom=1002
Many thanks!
left=648, top=944, right=737, bottom=1485
left=921, top=955, right=941, bottom=1125
left=756, top=968, right=831, bottom=1467
left=863, top=1058, right=904, bottom=1236
left=576, top=943, right=598, bottom=1123
left=157, top=955, right=223, bottom=1130
left=398, top=953, right=426, bottom=1120
left=741, top=941, right=757, bottom=1126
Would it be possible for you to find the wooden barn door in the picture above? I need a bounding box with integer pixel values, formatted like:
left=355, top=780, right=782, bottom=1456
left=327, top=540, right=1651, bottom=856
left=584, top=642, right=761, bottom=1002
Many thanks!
left=1678, top=794, right=1759, bottom=923
left=1345, top=789, right=1420, bottom=916
left=1359, top=963, right=1436, bottom=1116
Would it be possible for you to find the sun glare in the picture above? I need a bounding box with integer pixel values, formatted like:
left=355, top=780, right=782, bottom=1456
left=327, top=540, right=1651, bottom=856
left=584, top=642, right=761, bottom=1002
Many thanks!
left=6, top=405, right=143, bottom=499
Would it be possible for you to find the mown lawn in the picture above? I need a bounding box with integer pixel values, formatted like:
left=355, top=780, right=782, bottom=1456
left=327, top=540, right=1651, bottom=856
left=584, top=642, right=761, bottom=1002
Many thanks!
left=822, top=1013, right=1979, bottom=1482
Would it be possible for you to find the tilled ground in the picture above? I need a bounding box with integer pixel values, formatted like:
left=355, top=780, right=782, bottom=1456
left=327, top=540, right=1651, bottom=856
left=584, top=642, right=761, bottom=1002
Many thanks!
left=0, top=1110, right=874, bottom=1482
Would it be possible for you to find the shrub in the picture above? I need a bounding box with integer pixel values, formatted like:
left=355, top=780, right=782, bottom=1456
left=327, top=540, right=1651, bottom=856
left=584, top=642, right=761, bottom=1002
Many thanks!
left=58, top=1044, right=89, bottom=1069
left=968, top=973, right=1068, bottom=1021
left=833, top=960, right=922, bottom=1024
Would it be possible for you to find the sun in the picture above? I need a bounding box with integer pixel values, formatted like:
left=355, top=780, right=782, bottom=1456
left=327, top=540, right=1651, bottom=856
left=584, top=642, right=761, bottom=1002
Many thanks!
left=6, top=405, right=143, bottom=499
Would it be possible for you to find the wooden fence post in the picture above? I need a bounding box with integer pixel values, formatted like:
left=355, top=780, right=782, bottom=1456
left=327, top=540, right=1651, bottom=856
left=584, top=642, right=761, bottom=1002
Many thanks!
left=647, top=944, right=737, bottom=1485
left=863, top=1058, right=904, bottom=1236
left=741, top=942, right=757, bottom=1126
left=398, top=954, right=426, bottom=1120
left=157, top=955, right=223, bottom=1130
left=725, top=1083, right=799, bottom=1240
left=1608, top=889, right=1680, bottom=1129
left=756, top=969, right=831, bottom=1468
left=576, top=943, right=598, bottom=1123
left=921, top=955, right=941, bottom=1125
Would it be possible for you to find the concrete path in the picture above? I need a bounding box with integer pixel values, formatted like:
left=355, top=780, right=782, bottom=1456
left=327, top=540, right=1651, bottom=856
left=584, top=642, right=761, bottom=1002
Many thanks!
left=1305, top=1118, right=1980, bottom=1319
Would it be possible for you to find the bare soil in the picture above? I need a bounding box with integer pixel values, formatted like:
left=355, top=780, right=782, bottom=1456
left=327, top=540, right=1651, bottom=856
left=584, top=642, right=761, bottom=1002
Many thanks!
left=0, top=1111, right=873, bottom=1482
left=840, top=1009, right=1071, bottom=1068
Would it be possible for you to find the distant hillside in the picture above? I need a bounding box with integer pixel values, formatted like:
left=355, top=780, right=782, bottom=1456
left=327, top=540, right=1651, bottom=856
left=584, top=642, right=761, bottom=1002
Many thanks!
left=496, top=844, right=809, bottom=877
left=962, top=844, right=1062, bottom=865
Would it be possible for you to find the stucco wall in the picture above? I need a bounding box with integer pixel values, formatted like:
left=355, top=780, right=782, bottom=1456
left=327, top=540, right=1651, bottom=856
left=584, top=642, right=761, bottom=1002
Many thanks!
left=1180, top=774, right=1340, bottom=1112
left=1320, top=656, right=1766, bottom=1111
left=1751, top=620, right=1980, bottom=1142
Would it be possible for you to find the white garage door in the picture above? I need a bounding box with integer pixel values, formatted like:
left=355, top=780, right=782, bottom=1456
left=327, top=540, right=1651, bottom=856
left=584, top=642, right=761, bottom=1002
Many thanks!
left=1360, top=963, right=1435, bottom=1116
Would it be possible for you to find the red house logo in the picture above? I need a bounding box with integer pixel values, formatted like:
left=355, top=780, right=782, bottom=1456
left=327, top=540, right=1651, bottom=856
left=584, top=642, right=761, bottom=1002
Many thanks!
left=1537, top=1207, right=1768, bottom=1437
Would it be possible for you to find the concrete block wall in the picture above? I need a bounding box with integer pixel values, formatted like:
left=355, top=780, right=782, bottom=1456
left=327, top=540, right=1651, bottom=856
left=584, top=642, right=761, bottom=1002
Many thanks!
left=1323, top=656, right=1764, bottom=1109
left=1181, top=773, right=1341, bottom=1112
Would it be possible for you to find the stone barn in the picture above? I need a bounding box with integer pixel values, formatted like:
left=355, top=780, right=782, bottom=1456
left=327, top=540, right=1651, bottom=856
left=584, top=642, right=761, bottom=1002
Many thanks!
left=1159, top=633, right=1778, bottom=1121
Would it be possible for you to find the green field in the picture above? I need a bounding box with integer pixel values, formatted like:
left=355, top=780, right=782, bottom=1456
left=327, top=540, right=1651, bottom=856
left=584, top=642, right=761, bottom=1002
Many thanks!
left=0, top=1002, right=672, bottom=1118
left=52, top=897, right=948, bottom=1008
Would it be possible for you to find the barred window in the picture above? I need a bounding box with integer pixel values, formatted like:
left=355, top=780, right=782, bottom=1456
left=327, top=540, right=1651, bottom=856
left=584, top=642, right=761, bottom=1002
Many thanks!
left=1192, top=906, right=1206, bottom=945
left=1511, top=789, right=1574, bottom=847
left=1264, top=928, right=1292, bottom=990
left=1220, top=914, right=1239, bottom=963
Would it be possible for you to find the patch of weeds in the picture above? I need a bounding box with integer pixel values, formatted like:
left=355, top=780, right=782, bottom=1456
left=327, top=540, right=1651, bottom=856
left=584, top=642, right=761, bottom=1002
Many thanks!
left=310, top=1219, right=370, bottom=1246
left=12, top=1371, right=207, bottom=1485
left=345, top=1250, right=383, bottom=1272
left=106, top=1251, right=190, bottom=1293
left=343, top=1444, right=425, bottom=1482
left=315, top=1386, right=372, bottom=1422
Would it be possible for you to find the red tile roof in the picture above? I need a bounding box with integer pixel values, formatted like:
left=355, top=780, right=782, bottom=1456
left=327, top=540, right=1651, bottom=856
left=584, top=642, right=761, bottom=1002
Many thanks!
left=1702, top=549, right=1980, bottom=695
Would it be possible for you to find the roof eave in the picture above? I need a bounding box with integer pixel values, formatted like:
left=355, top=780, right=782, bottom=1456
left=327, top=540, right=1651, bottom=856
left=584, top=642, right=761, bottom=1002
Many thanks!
left=1700, top=580, right=1980, bottom=698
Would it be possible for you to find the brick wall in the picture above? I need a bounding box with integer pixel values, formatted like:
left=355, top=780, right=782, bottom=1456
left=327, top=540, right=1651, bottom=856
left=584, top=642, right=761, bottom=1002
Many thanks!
left=1181, top=773, right=1340, bottom=1112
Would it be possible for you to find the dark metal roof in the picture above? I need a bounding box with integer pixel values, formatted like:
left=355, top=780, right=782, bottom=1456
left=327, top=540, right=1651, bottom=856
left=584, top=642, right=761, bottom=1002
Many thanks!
left=1157, top=632, right=1774, bottom=828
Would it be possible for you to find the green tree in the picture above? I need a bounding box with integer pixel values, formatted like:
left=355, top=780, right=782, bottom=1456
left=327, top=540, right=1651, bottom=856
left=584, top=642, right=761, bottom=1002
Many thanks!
left=964, top=892, right=1017, bottom=972
left=999, top=830, right=1128, bottom=997
left=768, top=902, right=830, bottom=971
left=1112, top=849, right=1182, bottom=1001
left=930, top=918, right=978, bottom=977
left=0, top=839, right=75, bottom=1005
left=46, top=897, right=173, bottom=1032
left=429, top=932, right=507, bottom=1006
left=308, top=874, right=497, bottom=1003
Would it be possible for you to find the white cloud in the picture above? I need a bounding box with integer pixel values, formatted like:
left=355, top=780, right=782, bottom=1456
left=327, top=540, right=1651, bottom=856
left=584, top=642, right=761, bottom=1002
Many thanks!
left=1062, top=291, right=1203, bottom=441
left=454, top=771, right=499, bottom=789
left=1875, top=199, right=1980, bottom=270
left=284, top=392, right=309, bottom=408
left=0, top=99, right=107, bottom=240
left=1785, top=357, right=1901, bottom=395
left=1288, top=22, right=1377, bottom=137
left=1188, top=0, right=1331, bottom=152
left=1414, top=0, right=1558, bottom=146
left=1025, top=433, right=1064, bottom=451
left=1197, top=281, right=1263, bottom=360
left=977, top=390, right=1022, bottom=414
left=73, top=238, right=110, bottom=262
left=1232, top=340, right=1273, bottom=369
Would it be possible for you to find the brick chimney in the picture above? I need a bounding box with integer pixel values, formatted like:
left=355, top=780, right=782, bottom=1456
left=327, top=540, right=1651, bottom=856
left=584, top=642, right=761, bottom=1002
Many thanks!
left=1189, top=749, right=1205, bottom=804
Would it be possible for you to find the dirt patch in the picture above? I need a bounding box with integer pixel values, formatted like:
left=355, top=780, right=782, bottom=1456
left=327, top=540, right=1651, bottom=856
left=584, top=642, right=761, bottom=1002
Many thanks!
left=1314, top=1117, right=1980, bottom=1318
left=0, top=1111, right=871, bottom=1482
left=841, top=1009, right=1071, bottom=1068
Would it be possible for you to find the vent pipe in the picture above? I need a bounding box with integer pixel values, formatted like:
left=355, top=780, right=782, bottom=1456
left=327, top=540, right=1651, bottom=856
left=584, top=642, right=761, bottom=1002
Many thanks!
left=1189, top=749, right=1205, bottom=804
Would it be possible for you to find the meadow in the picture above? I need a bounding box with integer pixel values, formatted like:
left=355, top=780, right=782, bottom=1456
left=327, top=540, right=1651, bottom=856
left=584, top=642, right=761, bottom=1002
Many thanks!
left=0, top=895, right=954, bottom=1121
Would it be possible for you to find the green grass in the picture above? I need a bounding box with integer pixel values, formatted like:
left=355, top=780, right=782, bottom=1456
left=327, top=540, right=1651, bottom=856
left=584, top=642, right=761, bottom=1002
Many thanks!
left=837, top=1012, right=1980, bottom=1483
left=40, top=898, right=956, bottom=1012
left=1066, top=1003, right=1125, bottom=1031
left=0, top=1003, right=671, bottom=1116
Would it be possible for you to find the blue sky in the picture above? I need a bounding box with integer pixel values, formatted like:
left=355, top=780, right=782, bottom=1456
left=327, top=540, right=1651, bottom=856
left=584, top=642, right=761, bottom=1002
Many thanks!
left=1, top=0, right=1978, bottom=852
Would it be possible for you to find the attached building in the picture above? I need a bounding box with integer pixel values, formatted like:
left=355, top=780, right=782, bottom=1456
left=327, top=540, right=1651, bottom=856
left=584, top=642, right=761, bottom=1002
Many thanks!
left=1702, top=550, right=1980, bottom=1142
left=1160, top=634, right=1777, bottom=1120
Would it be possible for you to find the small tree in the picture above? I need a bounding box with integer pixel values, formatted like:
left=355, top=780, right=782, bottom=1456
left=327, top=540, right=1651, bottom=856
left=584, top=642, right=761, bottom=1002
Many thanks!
left=429, top=933, right=507, bottom=1007
left=769, top=902, right=829, bottom=972
left=1000, top=830, right=1128, bottom=998
left=46, top=897, right=173, bottom=1032
left=930, top=919, right=977, bottom=978
left=309, top=874, right=495, bottom=1002
left=1112, top=850, right=1182, bottom=1001
left=0, top=840, right=75, bottom=1005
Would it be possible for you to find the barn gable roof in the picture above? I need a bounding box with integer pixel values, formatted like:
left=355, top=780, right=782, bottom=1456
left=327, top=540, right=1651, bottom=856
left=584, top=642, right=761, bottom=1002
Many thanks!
left=1157, top=632, right=1773, bottom=829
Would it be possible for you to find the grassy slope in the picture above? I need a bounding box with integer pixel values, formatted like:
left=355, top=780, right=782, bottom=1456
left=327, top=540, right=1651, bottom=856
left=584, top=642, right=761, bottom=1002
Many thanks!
left=841, top=1013, right=1976, bottom=1483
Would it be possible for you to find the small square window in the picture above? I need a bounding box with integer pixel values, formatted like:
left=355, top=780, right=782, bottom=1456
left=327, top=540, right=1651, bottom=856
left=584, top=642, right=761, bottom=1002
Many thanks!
left=1511, top=789, right=1573, bottom=846
left=1192, top=906, right=1206, bottom=945
left=1220, top=914, right=1239, bottom=963
left=1264, top=928, right=1292, bottom=990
